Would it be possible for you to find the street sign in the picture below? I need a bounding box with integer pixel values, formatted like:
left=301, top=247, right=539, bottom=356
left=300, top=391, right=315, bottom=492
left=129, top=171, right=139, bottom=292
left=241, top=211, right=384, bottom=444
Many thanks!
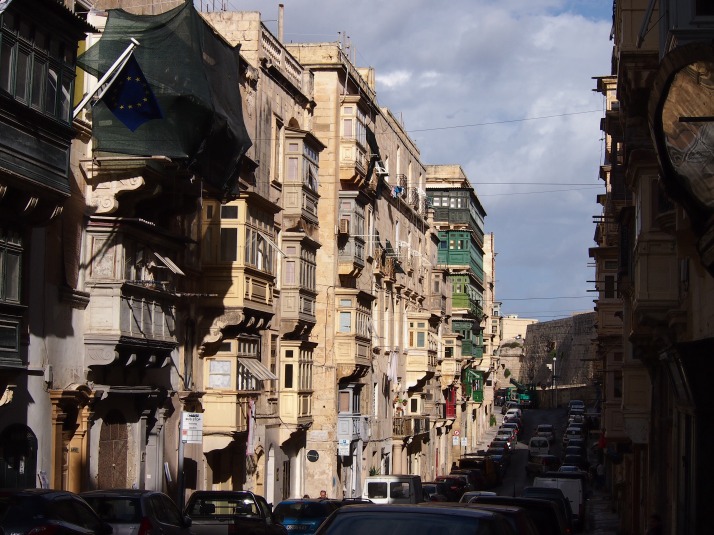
left=452, top=436, right=459, bottom=446
left=306, top=450, right=319, bottom=462
left=181, top=412, right=203, bottom=444
left=453, top=429, right=461, bottom=436
left=461, top=437, right=468, bottom=447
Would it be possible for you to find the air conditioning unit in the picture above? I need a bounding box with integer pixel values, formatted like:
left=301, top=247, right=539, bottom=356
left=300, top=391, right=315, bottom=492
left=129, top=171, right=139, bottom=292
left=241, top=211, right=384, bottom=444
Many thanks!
left=338, top=218, right=350, bottom=235
left=374, top=162, right=388, bottom=177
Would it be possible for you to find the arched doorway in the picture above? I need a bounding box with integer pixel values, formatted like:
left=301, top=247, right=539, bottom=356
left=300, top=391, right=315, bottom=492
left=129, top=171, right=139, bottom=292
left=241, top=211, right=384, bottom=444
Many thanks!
left=0, top=424, right=38, bottom=488
left=98, top=410, right=128, bottom=488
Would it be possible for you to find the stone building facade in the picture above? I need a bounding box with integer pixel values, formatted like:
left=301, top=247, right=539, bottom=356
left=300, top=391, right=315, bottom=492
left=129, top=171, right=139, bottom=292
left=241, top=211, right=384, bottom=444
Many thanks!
left=0, top=0, right=496, bottom=504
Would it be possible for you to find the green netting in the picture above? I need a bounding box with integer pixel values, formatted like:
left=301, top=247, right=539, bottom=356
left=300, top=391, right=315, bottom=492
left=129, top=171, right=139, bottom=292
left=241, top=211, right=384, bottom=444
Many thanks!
left=77, top=1, right=251, bottom=193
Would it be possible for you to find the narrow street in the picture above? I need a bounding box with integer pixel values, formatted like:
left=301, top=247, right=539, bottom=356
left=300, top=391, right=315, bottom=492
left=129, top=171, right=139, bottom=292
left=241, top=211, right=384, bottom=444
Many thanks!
left=480, top=407, right=620, bottom=534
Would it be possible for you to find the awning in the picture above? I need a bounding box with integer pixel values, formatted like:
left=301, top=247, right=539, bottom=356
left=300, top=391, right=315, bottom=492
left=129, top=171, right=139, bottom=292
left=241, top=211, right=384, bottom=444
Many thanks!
left=237, top=358, right=277, bottom=381
left=203, top=434, right=234, bottom=452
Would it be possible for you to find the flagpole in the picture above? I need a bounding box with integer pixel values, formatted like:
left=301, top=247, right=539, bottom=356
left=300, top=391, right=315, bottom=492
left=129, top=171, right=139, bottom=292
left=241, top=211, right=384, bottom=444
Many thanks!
left=73, top=38, right=140, bottom=120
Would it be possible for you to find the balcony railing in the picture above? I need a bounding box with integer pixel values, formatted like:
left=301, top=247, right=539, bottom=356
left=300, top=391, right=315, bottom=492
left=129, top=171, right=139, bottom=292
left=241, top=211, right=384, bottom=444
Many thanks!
left=337, top=413, right=369, bottom=442
left=392, top=416, right=430, bottom=438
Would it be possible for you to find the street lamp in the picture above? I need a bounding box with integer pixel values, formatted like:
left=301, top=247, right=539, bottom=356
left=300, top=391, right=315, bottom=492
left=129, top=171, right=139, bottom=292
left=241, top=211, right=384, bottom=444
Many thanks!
left=552, top=357, right=557, bottom=408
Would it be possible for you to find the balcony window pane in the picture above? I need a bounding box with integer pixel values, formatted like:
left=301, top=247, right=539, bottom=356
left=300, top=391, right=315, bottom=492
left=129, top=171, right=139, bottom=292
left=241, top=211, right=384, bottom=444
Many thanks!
left=416, top=332, right=425, bottom=348
left=343, top=118, right=353, bottom=138
left=284, top=364, right=293, bottom=389
left=60, top=72, right=71, bottom=122
left=30, top=57, right=44, bottom=108
left=338, top=391, right=350, bottom=412
left=45, top=65, right=57, bottom=115
left=220, top=205, right=238, bottom=219
left=15, top=48, right=28, bottom=101
left=287, top=157, right=298, bottom=181
left=285, top=260, right=295, bottom=284
left=220, top=228, right=237, bottom=261
left=339, top=311, right=351, bottom=333
left=4, top=250, right=20, bottom=302
left=208, top=360, right=232, bottom=389
left=0, top=40, right=13, bottom=92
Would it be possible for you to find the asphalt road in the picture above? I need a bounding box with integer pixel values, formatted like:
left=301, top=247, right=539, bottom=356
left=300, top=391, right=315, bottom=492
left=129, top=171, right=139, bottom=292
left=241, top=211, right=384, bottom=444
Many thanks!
left=492, top=406, right=569, bottom=496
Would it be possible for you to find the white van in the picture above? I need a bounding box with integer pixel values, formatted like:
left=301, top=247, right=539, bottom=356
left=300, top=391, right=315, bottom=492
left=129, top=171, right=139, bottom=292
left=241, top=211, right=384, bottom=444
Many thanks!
left=528, top=436, right=551, bottom=457
left=533, top=475, right=585, bottom=527
left=362, top=475, right=424, bottom=504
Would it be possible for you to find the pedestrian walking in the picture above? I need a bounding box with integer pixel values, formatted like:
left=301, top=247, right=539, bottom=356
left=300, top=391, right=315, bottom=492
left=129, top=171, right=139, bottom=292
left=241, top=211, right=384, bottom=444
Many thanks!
left=595, top=461, right=605, bottom=490
left=318, top=490, right=327, bottom=499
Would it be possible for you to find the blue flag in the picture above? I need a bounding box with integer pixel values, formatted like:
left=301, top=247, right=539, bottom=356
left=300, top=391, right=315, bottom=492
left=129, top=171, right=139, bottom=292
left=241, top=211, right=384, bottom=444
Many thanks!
left=102, top=54, right=162, bottom=131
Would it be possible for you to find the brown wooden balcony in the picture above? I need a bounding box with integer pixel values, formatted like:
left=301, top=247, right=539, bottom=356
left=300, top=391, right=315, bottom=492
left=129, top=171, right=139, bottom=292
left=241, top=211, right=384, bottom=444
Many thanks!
left=392, top=416, right=430, bottom=438
left=202, top=391, right=256, bottom=435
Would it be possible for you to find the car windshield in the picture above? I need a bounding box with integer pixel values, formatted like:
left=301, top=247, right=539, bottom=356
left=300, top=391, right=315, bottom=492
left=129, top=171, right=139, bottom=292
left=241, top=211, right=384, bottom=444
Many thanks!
left=274, top=502, right=332, bottom=519
left=83, top=497, right=141, bottom=523
left=186, top=494, right=256, bottom=517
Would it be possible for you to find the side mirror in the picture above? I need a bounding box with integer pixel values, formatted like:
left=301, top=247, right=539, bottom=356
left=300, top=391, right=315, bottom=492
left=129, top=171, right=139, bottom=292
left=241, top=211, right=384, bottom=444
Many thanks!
left=183, top=516, right=192, bottom=527
left=99, top=522, right=114, bottom=535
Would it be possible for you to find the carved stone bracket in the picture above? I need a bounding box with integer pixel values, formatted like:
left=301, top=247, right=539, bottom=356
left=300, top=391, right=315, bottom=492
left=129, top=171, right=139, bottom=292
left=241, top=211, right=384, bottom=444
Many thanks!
left=87, top=177, right=145, bottom=214
left=198, top=310, right=245, bottom=357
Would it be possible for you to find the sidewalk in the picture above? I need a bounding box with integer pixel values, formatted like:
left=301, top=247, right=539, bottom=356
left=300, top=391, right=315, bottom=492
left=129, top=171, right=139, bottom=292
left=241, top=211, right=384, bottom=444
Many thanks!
left=584, top=489, right=620, bottom=534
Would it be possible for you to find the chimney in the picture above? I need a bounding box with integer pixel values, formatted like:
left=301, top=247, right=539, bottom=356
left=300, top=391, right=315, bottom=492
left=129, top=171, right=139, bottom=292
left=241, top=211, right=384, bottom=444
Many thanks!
left=278, top=4, right=284, bottom=43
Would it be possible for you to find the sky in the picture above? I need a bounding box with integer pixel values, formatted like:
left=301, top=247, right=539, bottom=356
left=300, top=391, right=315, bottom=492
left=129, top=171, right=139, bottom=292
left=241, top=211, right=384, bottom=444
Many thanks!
left=206, top=0, right=614, bottom=322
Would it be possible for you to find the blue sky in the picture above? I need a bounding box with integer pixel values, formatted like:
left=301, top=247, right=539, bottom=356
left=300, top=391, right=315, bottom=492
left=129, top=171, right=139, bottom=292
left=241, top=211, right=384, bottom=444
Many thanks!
left=208, top=0, right=614, bottom=321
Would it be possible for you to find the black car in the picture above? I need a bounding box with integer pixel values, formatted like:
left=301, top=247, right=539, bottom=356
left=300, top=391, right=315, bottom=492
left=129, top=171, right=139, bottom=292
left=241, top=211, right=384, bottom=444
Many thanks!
left=521, top=486, right=574, bottom=534
left=420, top=482, right=450, bottom=502
left=314, top=503, right=515, bottom=535
left=469, top=495, right=570, bottom=535
left=81, top=489, right=191, bottom=535
left=0, top=489, right=113, bottom=535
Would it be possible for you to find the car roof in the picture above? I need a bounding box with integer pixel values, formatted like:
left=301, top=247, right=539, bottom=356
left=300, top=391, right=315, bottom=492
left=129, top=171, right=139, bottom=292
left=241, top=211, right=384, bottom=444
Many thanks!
left=81, top=489, right=157, bottom=496
left=336, top=504, right=500, bottom=517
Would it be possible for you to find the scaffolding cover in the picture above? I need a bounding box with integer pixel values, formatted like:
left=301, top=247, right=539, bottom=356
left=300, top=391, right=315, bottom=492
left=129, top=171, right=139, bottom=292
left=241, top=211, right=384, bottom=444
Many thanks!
left=77, top=1, right=251, bottom=193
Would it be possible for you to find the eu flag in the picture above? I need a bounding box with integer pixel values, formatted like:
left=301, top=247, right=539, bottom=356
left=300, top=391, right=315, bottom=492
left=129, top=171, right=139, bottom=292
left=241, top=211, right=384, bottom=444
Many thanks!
left=102, top=54, right=162, bottom=131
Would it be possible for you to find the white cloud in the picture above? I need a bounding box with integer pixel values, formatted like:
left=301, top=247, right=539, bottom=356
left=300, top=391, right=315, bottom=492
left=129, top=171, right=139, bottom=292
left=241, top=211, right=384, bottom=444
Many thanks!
left=218, top=0, right=613, bottom=321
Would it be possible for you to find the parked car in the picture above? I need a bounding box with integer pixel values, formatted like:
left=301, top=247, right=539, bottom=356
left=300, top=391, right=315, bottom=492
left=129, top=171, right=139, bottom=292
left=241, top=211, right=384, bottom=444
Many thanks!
left=567, top=400, right=585, bottom=411
left=0, top=489, right=113, bottom=535
left=314, top=503, right=516, bottom=535
left=465, top=503, right=540, bottom=535
left=485, top=448, right=510, bottom=475
left=521, top=486, right=574, bottom=534
left=501, top=401, right=521, bottom=415
left=500, top=421, right=521, bottom=439
left=434, top=475, right=470, bottom=501
left=456, top=455, right=502, bottom=487
left=562, top=426, right=584, bottom=447
left=490, top=438, right=514, bottom=453
left=563, top=444, right=586, bottom=459
left=525, top=454, right=562, bottom=477
left=495, top=428, right=517, bottom=444
left=459, top=491, right=497, bottom=503
left=421, top=482, right=450, bottom=502
left=534, top=424, right=555, bottom=442
left=469, top=495, right=570, bottom=535
left=81, top=489, right=191, bottom=535
left=273, top=499, right=341, bottom=535
left=450, top=468, right=488, bottom=491
left=363, top=475, right=424, bottom=504
left=528, top=437, right=551, bottom=457
left=184, top=490, right=287, bottom=535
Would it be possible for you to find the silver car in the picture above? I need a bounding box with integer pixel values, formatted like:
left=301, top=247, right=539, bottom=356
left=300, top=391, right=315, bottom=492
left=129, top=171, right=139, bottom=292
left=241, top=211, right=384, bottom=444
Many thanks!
left=81, top=490, right=192, bottom=535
